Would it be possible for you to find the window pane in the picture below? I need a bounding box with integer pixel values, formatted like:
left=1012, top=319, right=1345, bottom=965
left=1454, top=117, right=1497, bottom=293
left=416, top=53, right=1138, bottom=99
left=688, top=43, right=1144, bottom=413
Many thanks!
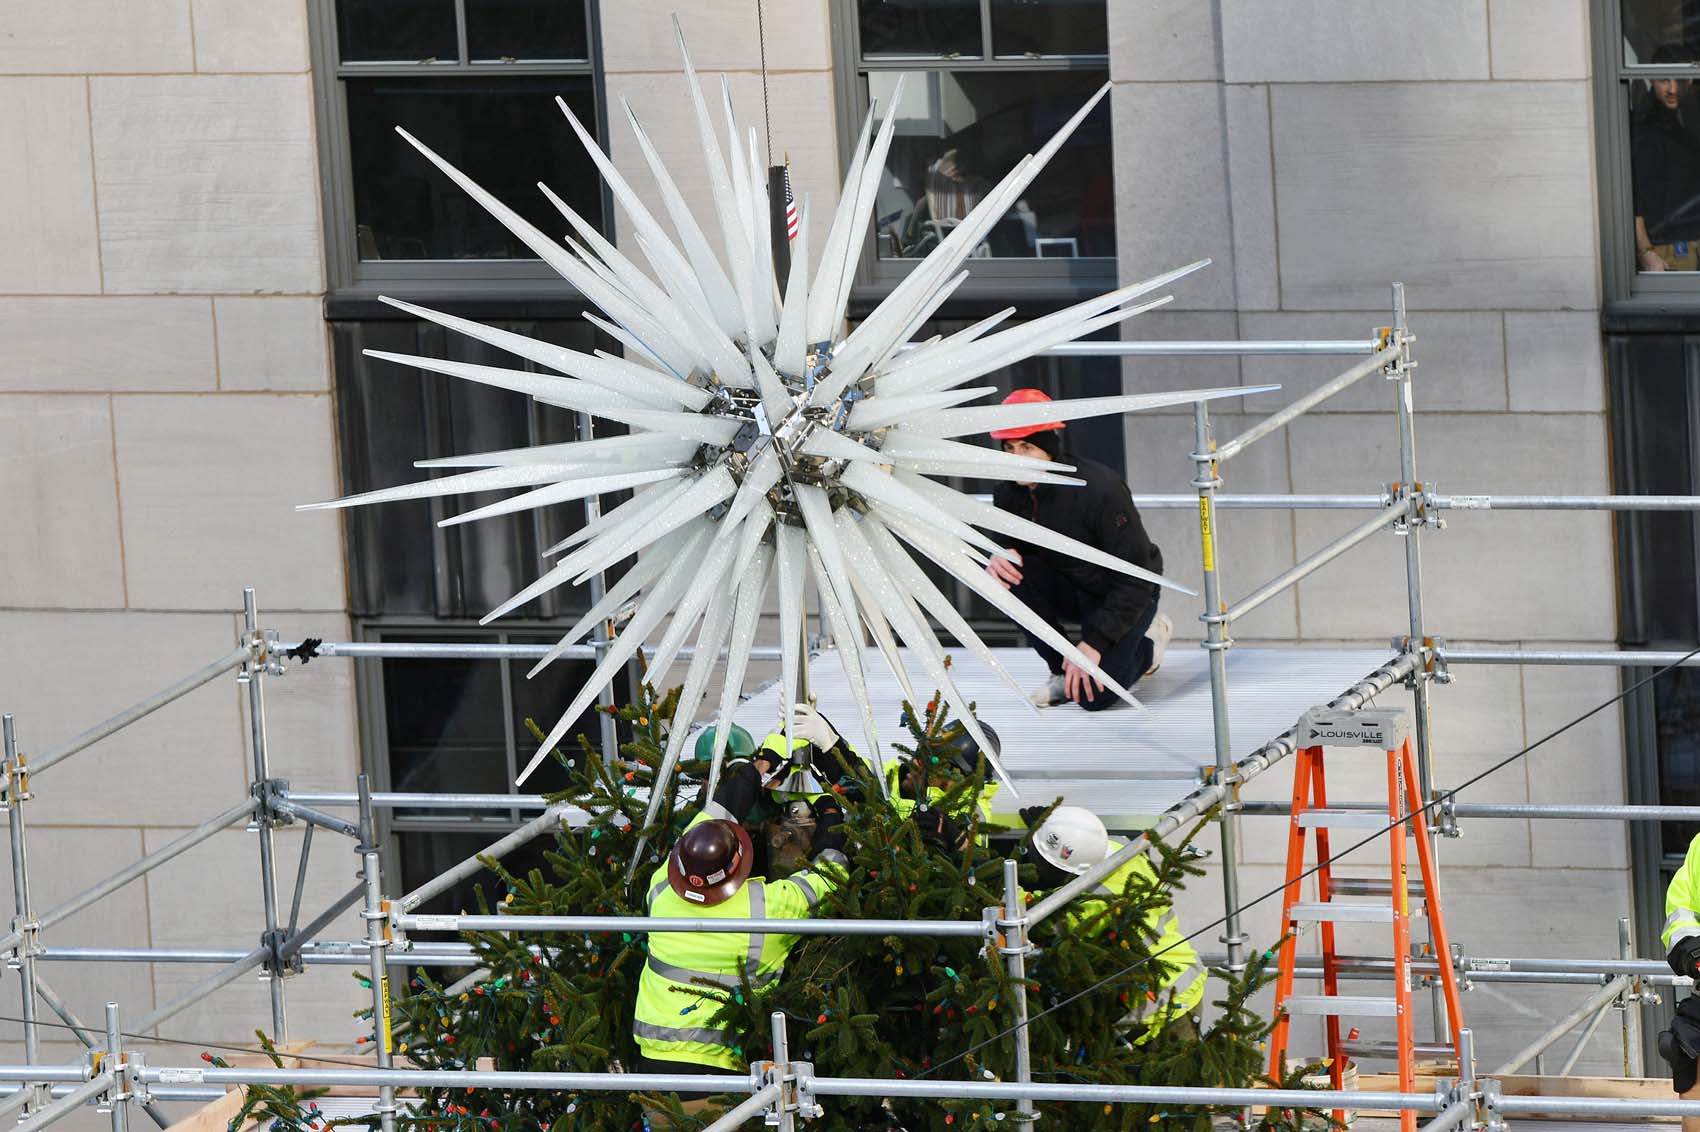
left=869, top=69, right=1114, bottom=259
left=1622, top=1, right=1700, bottom=66
left=399, top=832, right=552, bottom=917
left=382, top=637, right=512, bottom=818
left=990, top=0, right=1106, bottom=56
left=1630, top=76, right=1700, bottom=271
left=859, top=0, right=982, bottom=58
left=466, top=0, right=589, bottom=61
left=346, top=75, right=603, bottom=261
left=338, top=0, right=458, bottom=63
left=508, top=643, right=636, bottom=796
left=1657, top=668, right=1700, bottom=857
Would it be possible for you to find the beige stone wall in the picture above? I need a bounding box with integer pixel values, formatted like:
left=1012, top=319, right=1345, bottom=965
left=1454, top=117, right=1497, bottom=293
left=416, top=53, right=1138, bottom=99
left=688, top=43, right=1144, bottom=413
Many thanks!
left=0, top=0, right=362, bottom=1098
left=1110, top=0, right=1625, bottom=1072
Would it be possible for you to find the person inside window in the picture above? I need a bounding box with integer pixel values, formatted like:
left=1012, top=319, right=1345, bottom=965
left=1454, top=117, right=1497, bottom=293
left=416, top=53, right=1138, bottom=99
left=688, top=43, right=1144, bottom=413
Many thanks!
left=1633, top=44, right=1700, bottom=271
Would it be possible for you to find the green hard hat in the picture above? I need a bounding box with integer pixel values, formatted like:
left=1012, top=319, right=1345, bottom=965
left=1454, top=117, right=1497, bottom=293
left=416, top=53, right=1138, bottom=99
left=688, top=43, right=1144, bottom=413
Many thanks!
left=693, top=724, right=756, bottom=763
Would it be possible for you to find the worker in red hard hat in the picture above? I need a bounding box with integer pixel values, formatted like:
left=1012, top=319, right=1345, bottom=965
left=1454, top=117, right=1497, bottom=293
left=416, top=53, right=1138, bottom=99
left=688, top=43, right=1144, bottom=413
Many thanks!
left=633, top=742, right=848, bottom=1126
left=986, top=388, right=1171, bottom=710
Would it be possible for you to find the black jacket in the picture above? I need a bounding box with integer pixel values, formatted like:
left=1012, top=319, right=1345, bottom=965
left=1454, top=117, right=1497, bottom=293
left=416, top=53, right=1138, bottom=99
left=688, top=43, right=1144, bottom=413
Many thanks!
left=991, top=451, right=1161, bottom=654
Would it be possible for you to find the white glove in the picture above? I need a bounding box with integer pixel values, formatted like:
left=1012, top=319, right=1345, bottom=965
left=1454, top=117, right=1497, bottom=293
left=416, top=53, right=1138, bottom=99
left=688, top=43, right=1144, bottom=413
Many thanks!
left=791, top=703, right=840, bottom=752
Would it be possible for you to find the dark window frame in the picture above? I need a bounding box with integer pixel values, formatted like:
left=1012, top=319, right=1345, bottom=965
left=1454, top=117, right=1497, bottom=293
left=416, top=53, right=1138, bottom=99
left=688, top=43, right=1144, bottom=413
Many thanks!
left=307, top=0, right=611, bottom=301
left=828, top=0, right=1117, bottom=306
left=1592, top=0, right=1700, bottom=304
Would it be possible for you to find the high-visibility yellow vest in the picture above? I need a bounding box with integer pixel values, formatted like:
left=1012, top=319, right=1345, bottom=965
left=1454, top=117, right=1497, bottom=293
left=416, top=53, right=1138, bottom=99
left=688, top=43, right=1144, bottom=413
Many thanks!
left=1666, top=832, right=1700, bottom=952
left=882, top=761, right=999, bottom=828
left=1066, top=839, right=1206, bottom=1032
left=634, top=813, right=845, bottom=1070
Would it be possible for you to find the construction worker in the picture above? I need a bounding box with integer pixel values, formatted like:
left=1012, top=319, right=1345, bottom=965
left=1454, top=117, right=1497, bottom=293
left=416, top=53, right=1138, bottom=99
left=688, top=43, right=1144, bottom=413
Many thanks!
left=1023, top=804, right=1206, bottom=1040
left=986, top=388, right=1173, bottom=710
left=633, top=742, right=849, bottom=1126
left=1659, top=834, right=1700, bottom=1128
left=889, top=715, right=1001, bottom=850
left=691, top=723, right=756, bottom=766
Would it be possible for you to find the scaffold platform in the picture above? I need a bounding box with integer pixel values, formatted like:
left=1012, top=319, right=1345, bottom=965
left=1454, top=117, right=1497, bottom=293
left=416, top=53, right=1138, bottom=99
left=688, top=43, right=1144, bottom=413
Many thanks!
left=731, top=644, right=1396, bottom=825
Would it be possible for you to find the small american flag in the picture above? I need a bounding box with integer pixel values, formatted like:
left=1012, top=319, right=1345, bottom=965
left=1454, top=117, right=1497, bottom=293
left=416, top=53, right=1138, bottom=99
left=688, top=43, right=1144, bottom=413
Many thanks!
left=783, top=158, right=799, bottom=242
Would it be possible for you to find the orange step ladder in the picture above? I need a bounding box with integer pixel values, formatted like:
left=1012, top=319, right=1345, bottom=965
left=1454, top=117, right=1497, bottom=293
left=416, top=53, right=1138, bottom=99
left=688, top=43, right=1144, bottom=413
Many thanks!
left=1265, top=708, right=1466, bottom=1132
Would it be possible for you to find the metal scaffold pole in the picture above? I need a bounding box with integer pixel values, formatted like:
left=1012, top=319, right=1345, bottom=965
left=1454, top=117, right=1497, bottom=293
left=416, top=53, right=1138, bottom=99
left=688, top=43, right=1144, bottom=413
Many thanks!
left=3, top=715, right=41, bottom=1110
left=1385, top=288, right=1448, bottom=1045
left=1192, top=400, right=1246, bottom=973
left=358, top=775, right=398, bottom=1132
left=1000, top=859, right=1036, bottom=1124
left=242, top=589, right=287, bottom=1039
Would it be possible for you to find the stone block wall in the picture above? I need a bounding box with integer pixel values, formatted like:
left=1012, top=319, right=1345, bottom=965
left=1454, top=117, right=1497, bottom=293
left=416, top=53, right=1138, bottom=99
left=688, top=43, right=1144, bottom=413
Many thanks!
left=0, top=0, right=360, bottom=1107
left=1112, top=0, right=1625, bottom=1072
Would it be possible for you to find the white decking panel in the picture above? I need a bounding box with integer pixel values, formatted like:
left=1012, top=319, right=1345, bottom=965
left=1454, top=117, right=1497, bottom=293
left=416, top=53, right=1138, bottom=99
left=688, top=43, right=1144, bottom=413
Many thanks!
left=732, top=645, right=1394, bottom=827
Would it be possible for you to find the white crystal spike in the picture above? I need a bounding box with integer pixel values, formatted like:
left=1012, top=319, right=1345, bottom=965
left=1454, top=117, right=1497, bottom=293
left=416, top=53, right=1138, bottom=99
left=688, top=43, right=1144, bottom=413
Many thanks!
left=859, top=515, right=1035, bottom=709
left=299, top=463, right=602, bottom=512
left=896, top=471, right=1196, bottom=595
left=519, top=519, right=715, bottom=783
left=673, top=21, right=763, bottom=348
left=437, top=468, right=686, bottom=529
left=360, top=350, right=653, bottom=418
left=723, top=446, right=783, bottom=531
left=619, top=99, right=745, bottom=340
left=773, top=522, right=807, bottom=761
left=375, top=298, right=709, bottom=411
left=808, top=74, right=905, bottom=346
left=845, top=386, right=996, bottom=432
left=773, top=195, right=812, bottom=377
left=647, top=514, right=745, bottom=703
left=749, top=348, right=794, bottom=430
left=879, top=509, right=1143, bottom=712
left=569, top=464, right=740, bottom=583
left=542, top=475, right=691, bottom=559
left=418, top=433, right=696, bottom=470
left=747, top=127, right=780, bottom=332
left=879, top=307, right=1016, bottom=377
left=486, top=481, right=700, bottom=626
left=541, top=182, right=748, bottom=381
left=805, top=108, right=874, bottom=348
left=806, top=544, right=885, bottom=782
left=903, top=384, right=1274, bottom=439
left=598, top=407, right=742, bottom=447
left=526, top=543, right=674, bottom=678
left=636, top=562, right=743, bottom=872
left=393, top=128, right=702, bottom=380
left=791, top=483, right=863, bottom=623
left=839, top=462, right=1013, bottom=560
left=846, top=567, right=915, bottom=706
left=835, top=512, right=1018, bottom=795
left=706, top=545, right=774, bottom=797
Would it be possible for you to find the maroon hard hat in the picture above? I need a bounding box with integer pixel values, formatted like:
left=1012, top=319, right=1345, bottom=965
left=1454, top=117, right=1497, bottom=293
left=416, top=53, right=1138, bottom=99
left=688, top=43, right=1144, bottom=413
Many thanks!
left=667, top=819, right=754, bottom=906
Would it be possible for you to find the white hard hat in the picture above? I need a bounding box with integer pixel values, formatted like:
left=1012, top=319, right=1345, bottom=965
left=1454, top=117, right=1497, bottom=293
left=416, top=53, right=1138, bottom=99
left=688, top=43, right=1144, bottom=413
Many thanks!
left=1032, top=806, right=1109, bottom=875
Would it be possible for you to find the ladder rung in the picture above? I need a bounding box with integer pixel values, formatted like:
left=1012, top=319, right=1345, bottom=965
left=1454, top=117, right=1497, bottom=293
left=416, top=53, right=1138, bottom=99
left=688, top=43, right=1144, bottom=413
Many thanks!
left=1331, top=876, right=1426, bottom=900
left=1338, top=1039, right=1455, bottom=1061
left=1288, top=901, right=1393, bottom=924
left=1297, top=809, right=1398, bottom=830
left=1281, top=995, right=1400, bottom=1018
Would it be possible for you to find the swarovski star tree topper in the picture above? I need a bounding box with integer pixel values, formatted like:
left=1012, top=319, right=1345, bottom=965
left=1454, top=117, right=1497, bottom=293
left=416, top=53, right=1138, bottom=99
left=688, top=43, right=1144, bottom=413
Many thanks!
left=300, top=20, right=1275, bottom=819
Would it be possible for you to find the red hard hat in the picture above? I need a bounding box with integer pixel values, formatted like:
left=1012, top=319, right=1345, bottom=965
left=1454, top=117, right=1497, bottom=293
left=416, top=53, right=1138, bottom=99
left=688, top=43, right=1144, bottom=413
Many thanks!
left=667, top=819, right=754, bottom=906
left=989, top=388, right=1066, bottom=442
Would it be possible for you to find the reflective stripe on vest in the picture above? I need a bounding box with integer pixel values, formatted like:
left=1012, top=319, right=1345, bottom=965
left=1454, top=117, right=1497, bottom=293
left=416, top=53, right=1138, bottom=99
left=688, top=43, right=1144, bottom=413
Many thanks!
left=1668, top=907, right=1700, bottom=947
left=645, top=955, right=781, bottom=990
left=746, top=886, right=768, bottom=976
left=647, top=876, right=671, bottom=911
left=632, top=1020, right=735, bottom=1048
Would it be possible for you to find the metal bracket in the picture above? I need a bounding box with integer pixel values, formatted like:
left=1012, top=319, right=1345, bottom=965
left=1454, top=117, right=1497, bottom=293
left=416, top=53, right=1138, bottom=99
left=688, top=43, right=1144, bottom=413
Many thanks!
left=251, top=778, right=294, bottom=828
left=263, top=929, right=304, bottom=977
left=1435, top=789, right=1460, bottom=839
left=8, top=916, right=40, bottom=966
left=993, top=914, right=1034, bottom=959
left=791, top=1061, right=822, bottom=1121
left=238, top=629, right=285, bottom=682
left=1480, top=1078, right=1504, bottom=1132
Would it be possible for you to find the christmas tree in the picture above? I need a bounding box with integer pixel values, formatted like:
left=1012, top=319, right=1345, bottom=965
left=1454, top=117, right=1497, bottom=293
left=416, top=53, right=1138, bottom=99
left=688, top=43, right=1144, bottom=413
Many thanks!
left=230, top=683, right=1326, bottom=1132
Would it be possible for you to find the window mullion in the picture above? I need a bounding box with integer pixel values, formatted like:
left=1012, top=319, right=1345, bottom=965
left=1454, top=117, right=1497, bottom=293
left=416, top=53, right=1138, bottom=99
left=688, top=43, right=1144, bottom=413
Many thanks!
left=455, top=0, right=471, bottom=64
left=981, top=0, right=994, bottom=59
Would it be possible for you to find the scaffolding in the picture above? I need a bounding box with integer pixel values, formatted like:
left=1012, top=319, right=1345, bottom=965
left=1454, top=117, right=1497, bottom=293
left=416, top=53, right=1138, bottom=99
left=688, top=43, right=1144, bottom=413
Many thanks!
left=10, top=285, right=1700, bottom=1129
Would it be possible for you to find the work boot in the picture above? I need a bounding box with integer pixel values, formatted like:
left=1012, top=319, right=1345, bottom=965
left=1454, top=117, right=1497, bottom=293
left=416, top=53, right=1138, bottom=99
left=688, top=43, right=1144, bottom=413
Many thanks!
left=1144, top=612, right=1174, bottom=676
left=1029, top=672, right=1066, bottom=707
